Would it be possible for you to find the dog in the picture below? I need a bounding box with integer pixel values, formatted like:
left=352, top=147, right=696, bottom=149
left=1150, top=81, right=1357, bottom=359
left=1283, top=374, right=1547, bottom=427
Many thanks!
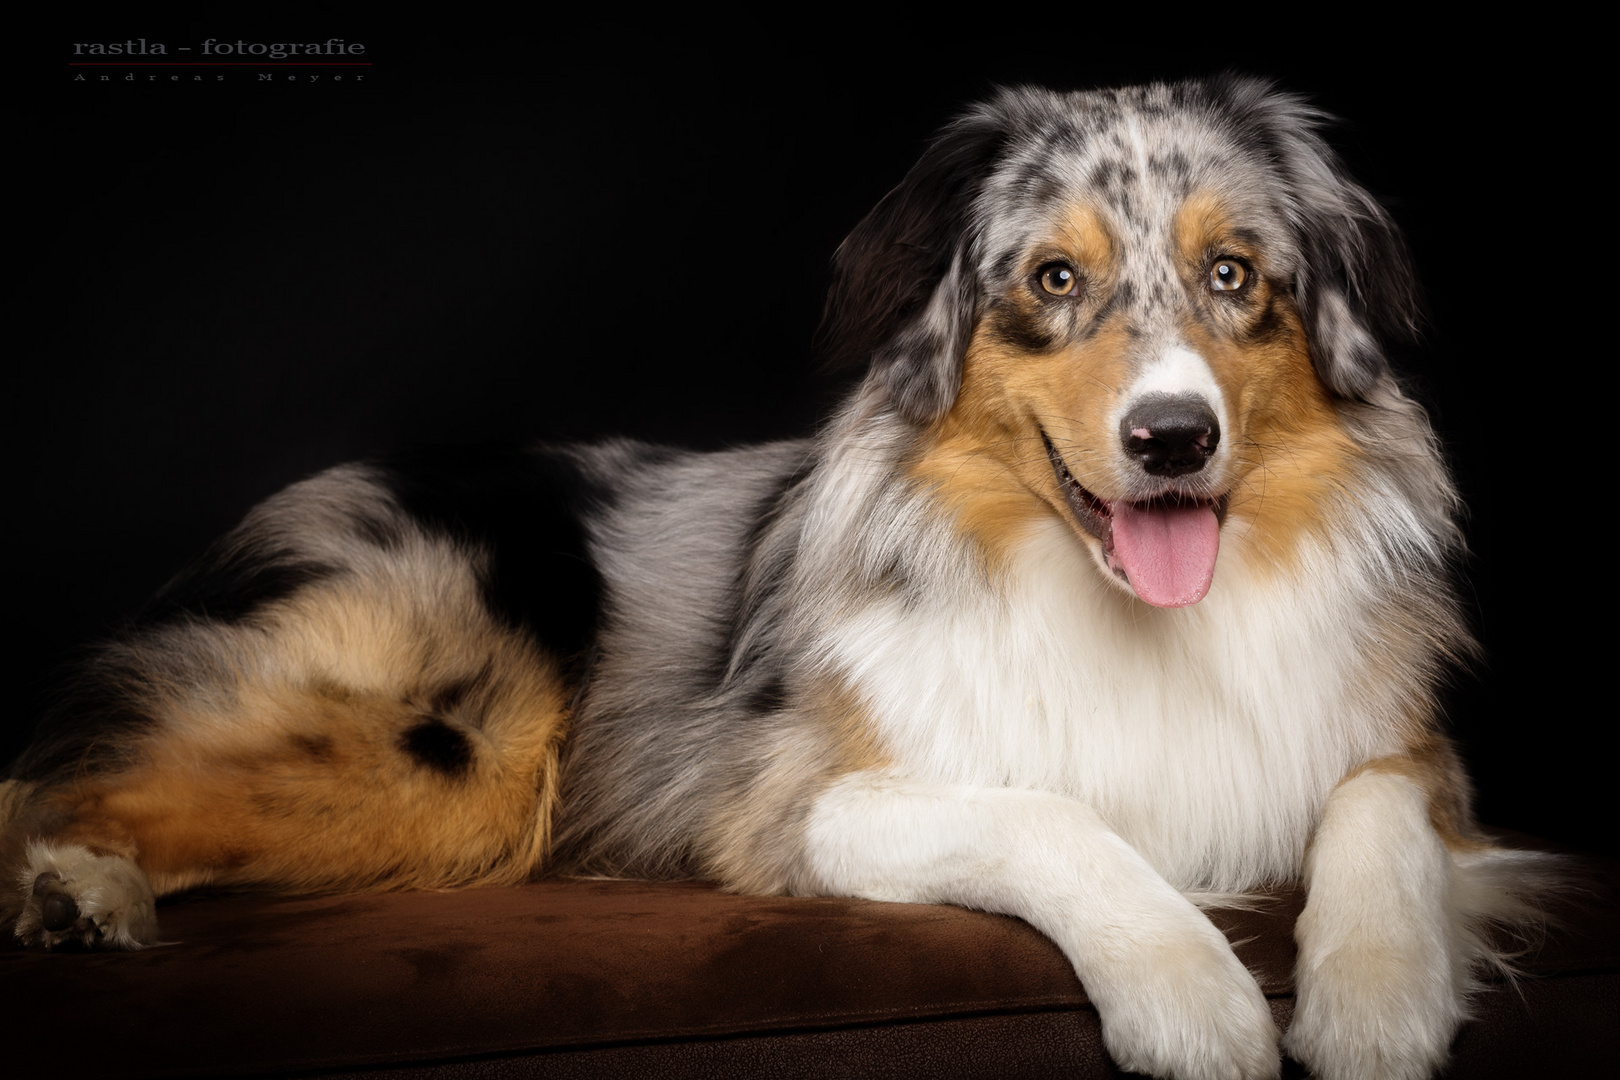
left=4, top=77, right=1548, bottom=1080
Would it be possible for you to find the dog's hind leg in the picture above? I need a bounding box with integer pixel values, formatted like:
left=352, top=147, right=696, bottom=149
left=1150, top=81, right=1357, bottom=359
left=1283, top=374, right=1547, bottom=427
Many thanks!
left=5, top=668, right=570, bottom=950
left=1283, top=739, right=1553, bottom=1080
left=4, top=562, right=572, bottom=950
left=801, top=772, right=1282, bottom=1080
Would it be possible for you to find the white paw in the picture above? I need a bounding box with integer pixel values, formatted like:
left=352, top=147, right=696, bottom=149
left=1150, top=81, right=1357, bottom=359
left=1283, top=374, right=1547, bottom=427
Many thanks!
left=1089, top=927, right=1281, bottom=1080
left=12, top=840, right=160, bottom=950
left=1287, top=771, right=1467, bottom=1080
left=1284, top=942, right=1462, bottom=1080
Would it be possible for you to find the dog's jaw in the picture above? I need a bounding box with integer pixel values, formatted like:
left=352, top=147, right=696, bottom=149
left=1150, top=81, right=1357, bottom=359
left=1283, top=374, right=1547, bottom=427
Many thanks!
left=1042, top=433, right=1228, bottom=608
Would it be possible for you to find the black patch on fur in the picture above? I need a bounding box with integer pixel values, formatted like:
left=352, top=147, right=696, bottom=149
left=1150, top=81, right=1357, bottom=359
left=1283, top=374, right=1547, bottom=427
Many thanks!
left=142, top=547, right=334, bottom=626
left=9, top=693, right=156, bottom=783
left=374, top=445, right=609, bottom=664
left=984, top=302, right=1057, bottom=352
left=349, top=508, right=407, bottom=551
left=1228, top=227, right=1265, bottom=251
left=1148, top=151, right=1192, bottom=184
left=739, top=454, right=816, bottom=565
left=869, top=549, right=918, bottom=607
left=818, top=107, right=1012, bottom=422
left=429, top=664, right=492, bottom=718
left=1238, top=295, right=1293, bottom=346
left=719, top=456, right=816, bottom=697
left=1088, top=160, right=1128, bottom=191
left=744, top=675, right=790, bottom=715
left=400, top=717, right=474, bottom=777
left=990, top=249, right=1023, bottom=284
left=291, top=734, right=335, bottom=762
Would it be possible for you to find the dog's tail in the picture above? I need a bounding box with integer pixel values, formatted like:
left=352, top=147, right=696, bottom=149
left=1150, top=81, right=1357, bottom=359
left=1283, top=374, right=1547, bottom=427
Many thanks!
left=1450, top=841, right=1572, bottom=987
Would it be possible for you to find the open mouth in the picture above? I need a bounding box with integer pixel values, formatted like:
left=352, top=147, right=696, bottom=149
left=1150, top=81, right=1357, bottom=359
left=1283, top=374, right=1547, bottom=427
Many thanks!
left=1042, top=432, right=1228, bottom=608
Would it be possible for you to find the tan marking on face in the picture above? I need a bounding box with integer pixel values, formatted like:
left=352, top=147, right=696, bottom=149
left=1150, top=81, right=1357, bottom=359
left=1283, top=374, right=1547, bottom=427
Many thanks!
left=1174, top=193, right=1249, bottom=288
left=1173, top=194, right=1360, bottom=578
left=911, top=203, right=1130, bottom=565
left=916, top=192, right=1364, bottom=584
left=1048, top=203, right=1118, bottom=284
left=1184, top=309, right=1357, bottom=576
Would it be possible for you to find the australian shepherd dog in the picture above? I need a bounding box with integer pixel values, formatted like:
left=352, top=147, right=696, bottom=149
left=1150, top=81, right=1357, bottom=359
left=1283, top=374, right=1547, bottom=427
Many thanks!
left=5, top=77, right=1547, bottom=1079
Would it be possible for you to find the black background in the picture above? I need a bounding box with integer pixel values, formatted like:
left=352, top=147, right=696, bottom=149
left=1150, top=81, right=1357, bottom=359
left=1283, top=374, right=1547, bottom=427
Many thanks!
left=38, top=27, right=1606, bottom=855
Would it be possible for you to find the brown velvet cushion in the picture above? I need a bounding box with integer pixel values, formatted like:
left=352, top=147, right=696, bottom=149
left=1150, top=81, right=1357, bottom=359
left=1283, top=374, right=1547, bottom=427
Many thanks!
left=4, top=852, right=1616, bottom=1078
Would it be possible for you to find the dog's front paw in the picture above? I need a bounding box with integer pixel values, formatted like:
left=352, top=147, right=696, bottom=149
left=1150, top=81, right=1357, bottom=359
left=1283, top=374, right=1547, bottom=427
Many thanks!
left=1090, top=927, right=1280, bottom=1080
left=1284, top=941, right=1461, bottom=1080
left=12, top=840, right=159, bottom=950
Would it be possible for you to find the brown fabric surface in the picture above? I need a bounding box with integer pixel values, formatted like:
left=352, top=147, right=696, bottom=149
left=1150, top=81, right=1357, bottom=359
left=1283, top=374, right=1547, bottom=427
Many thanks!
left=6, top=880, right=1097, bottom=1076
left=3, top=854, right=1615, bottom=1078
left=320, top=1012, right=1124, bottom=1080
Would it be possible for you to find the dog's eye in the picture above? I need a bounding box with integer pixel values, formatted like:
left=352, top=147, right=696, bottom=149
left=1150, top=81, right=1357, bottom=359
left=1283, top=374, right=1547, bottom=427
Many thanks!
left=1038, top=263, right=1082, bottom=297
left=1208, top=259, right=1248, bottom=292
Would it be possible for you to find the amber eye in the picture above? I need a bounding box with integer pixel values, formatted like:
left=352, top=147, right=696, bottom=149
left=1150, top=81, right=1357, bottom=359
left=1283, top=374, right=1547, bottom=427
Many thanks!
left=1038, top=263, right=1081, bottom=297
left=1209, top=258, right=1248, bottom=292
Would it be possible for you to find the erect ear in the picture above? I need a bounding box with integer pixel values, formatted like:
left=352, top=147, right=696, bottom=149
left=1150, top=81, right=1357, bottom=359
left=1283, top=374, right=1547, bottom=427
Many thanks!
left=1213, top=77, right=1421, bottom=401
left=818, top=106, right=1008, bottom=424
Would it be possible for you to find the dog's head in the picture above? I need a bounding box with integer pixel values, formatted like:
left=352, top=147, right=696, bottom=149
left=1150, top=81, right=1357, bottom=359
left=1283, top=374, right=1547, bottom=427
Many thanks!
left=822, top=77, right=1420, bottom=607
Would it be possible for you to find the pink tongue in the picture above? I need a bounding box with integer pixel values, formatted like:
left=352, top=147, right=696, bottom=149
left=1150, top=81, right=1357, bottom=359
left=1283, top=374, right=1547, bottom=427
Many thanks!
left=1109, top=501, right=1220, bottom=608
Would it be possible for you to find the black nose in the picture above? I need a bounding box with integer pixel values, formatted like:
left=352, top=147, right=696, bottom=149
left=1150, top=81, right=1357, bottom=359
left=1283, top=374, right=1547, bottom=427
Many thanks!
left=1120, top=394, right=1220, bottom=477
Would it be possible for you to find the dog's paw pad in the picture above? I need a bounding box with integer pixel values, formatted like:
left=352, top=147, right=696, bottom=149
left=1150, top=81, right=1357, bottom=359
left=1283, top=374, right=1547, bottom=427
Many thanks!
left=32, top=872, right=82, bottom=932
left=12, top=842, right=160, bottom=950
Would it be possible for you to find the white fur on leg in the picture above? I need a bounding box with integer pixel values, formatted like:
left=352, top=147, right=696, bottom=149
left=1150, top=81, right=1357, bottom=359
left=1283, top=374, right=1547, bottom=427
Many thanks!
left=806, top=773, right=1280, bottom=1080
left=13, top=840, right=160, bottom=950
left=1285, top=773, right=1461, bottom=1080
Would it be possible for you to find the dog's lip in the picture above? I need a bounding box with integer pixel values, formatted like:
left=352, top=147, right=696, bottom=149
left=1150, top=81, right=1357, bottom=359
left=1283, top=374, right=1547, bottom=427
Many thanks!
left=1042, top=432, right=1112, bottom=544
left=1040, top=430, right=1229, bottom=557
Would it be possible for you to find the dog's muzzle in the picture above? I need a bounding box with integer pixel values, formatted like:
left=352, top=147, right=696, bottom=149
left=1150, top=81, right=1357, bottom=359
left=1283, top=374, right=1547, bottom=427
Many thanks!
left=1045, top=392, right=1227, bottom=609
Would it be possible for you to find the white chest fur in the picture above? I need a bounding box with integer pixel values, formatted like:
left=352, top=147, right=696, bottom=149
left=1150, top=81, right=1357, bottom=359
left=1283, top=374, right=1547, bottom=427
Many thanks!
left=821, top=517, right=1406, bottom=892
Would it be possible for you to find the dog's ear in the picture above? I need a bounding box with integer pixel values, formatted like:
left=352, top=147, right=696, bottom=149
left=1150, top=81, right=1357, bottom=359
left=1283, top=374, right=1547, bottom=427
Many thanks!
left=1215, top=77, right=1421, bottom=401
left=819, top=107, right=1007, bottom=424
